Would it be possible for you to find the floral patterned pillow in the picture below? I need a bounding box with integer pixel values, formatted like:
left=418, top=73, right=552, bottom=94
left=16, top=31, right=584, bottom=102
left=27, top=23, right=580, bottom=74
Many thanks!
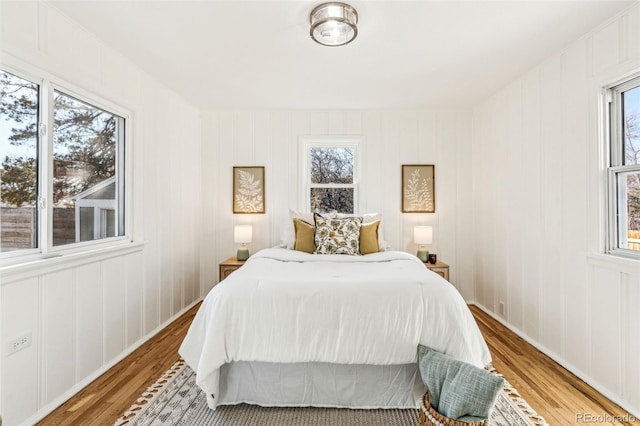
left=313, top=213, right=363, bottom=255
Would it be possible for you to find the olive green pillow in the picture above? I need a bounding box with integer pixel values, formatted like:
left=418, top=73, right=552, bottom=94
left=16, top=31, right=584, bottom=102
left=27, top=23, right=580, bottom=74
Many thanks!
left=293, top=218, right=315, bottom=253
left=360, top=220, right=380, bottom=254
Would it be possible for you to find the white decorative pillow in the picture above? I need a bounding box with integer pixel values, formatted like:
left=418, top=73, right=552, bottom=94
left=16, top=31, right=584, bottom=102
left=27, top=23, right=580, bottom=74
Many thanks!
left=335, top=212, right=389, bottom=251
left=313, top=213, right=362, bottom=255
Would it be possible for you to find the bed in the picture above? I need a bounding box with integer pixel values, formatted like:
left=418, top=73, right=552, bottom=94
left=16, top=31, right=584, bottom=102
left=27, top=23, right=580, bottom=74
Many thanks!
left=179, top=247, right=491, bottom=410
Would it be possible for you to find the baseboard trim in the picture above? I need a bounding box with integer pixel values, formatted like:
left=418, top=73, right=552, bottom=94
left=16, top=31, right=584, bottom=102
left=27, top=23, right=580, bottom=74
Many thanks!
left=23, top=298, right=203, bottom=426
left=471, top=302, right=639, bottom=419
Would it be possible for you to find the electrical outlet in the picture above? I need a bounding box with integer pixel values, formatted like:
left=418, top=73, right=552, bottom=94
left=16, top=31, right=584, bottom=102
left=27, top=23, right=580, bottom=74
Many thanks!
left=499, top=301, right=505, bottom=316
left=7, top=332, right=32, bottom=356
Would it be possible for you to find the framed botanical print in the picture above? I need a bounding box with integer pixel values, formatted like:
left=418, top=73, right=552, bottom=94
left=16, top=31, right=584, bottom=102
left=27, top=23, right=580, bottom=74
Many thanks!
left=402, top=164, right=435, bottom=213
left=233, top=166, right=265, bottom=213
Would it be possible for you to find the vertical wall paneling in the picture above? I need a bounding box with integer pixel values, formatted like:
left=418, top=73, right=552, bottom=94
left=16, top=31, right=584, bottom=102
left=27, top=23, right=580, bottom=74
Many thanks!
left=139, top=77, right=159, bottom=335
left=521, top=69, right=542, bottom=342
left=41, top=270, right=74, bottom=405
left=103, top=257, right=125, bottom=364
left=630, top=5, right=640, bottom=60
left=470, top=111, right=484, bottom=308
left=492, top=93, right=508, bottom=320
left=505, top=83, right=524, bottom=327
left=589, top=266, right=622, bottom=394
left=626, top=272, right=640, bottom=407
left=455, top=112, right=474, bottom=299
left=0, top=2, right=202, bottom=424
left=539, top=56, right=564, bottom=354
left=125, top=252, right=144, bottom=348
left=201, top=109, right=474, bottom=301
left=171, top=107, right=185, bottom=315
left=1, top=279, right=39, bottom=425
left=471, top=3, right=640, bottom=416
left=561, top=38, right=591, bottom=373
left=591, top=19, right=621, bottom=77
left=201, top=112, right=218, bottom=293
left=362, top=112, right=383, bottom=218
left=254, top=112, right=274, bottom=252
left=157, top=89, right=174, bottom=325
left=75, top=263, right=103, bottom=381
left=0, top=1, right=39, bottom=51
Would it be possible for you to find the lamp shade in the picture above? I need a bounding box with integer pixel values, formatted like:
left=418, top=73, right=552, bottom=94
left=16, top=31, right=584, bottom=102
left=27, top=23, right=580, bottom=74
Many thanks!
left=234, top=225, right=253, bottom=244
left=310, top=2, right=358, bottom=46
left=414, top=226, right=433, bottom=245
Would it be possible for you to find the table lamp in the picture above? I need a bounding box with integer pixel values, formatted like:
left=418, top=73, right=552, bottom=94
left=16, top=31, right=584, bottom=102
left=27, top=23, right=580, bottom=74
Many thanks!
left=414, top=226, right=433, bottom=262
left=234, top=225, right=252, bottom=261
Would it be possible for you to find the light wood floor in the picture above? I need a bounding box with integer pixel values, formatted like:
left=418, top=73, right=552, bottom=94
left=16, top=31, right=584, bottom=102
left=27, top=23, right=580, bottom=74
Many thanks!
left=37, top=303, right=635, bottom=425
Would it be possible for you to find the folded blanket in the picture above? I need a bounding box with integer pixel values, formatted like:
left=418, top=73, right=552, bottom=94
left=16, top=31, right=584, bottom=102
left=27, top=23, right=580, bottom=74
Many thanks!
left=418, top=345, right=504, bottom=421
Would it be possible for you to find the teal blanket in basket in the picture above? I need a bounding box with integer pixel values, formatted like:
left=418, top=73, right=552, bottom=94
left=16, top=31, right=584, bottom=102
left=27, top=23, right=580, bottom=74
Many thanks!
left=418, top=345, right=504, bottom=422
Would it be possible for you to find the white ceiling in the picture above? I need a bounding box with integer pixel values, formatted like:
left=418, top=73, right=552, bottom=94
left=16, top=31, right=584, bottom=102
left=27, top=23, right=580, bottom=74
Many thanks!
left=50, top=0, right=633, bottom=110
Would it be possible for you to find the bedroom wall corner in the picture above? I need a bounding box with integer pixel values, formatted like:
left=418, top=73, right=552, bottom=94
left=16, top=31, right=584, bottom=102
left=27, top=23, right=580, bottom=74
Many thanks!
left=470, top=1, right=640, bottom=417
left=0, top=2, right=202, bottom=424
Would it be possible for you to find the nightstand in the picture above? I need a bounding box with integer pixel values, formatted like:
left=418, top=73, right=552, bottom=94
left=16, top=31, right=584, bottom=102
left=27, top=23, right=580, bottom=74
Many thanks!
left=424, top=260, right=449, bottom=281
left=219, top=257, right=245, bottom=281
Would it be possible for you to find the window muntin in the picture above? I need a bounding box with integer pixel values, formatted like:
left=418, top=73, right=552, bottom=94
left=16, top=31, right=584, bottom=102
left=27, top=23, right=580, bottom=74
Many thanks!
left=0, top=66, right=128, bottom=261
left=608, top=75, right=640, bottom=255
left=0, top=71, right=39, bottom=253
left=302, top=138, right=360, bottom=214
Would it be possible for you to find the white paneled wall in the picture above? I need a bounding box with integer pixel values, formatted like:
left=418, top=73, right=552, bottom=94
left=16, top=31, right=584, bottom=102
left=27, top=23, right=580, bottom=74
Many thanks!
left=471, top=3, right=640, bottom=417
left=201, top=110, right=475, bottom=298
left=0, top=2, right=202, bottom=425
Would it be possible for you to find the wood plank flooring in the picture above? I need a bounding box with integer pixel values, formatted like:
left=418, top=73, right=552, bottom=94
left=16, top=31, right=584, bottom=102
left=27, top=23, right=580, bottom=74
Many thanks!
left=469, top=306, right=635, bottom=425
left=36, top=303, right=635, bottom=425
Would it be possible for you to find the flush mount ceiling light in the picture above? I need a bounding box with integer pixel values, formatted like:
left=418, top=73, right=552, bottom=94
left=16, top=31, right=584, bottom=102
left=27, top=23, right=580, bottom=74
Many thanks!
left=310, top=2, right=358, bottom=47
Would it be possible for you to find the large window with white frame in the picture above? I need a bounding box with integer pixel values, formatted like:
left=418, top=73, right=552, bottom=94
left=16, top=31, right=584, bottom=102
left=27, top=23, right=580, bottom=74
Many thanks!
left=301, top=136, right=361, bottom=214
left=607, top=74, right=640, bottom=256
left=0, top=67, right=128, bottom=260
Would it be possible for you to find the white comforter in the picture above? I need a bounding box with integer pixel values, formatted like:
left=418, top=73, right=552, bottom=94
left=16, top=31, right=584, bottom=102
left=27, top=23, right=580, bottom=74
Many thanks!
left=179, top=248, right=491, bottom=409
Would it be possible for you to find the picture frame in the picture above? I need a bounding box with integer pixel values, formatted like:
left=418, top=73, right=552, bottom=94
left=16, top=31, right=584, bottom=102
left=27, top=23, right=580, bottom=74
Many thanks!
left=233, top=166, right=265, bottom=214
left=402, top=164, right=435, bottom=213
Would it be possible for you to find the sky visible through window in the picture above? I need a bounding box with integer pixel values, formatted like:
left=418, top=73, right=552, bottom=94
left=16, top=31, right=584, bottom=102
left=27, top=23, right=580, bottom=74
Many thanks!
left=624, top=86, right=640, bottom=165
left=0, top=72, right=38, bottom=161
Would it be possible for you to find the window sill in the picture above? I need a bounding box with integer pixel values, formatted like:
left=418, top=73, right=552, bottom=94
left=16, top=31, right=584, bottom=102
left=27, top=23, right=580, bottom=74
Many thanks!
left=586, top=252, right=640, bottom=275
left=0, top=240, right=145, bottom=285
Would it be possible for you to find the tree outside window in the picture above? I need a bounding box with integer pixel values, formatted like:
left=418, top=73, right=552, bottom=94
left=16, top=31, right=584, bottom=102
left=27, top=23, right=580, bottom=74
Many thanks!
left=302, top=137, right=361, bottom=214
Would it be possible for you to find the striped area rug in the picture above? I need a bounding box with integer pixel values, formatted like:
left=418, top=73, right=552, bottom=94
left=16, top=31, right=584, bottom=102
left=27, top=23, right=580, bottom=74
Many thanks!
left=115, top=360, right=547, bottom=426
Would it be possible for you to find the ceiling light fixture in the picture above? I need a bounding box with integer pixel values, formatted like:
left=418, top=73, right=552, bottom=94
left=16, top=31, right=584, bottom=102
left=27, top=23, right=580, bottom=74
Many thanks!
left=310, top=2, right=358, bottom=47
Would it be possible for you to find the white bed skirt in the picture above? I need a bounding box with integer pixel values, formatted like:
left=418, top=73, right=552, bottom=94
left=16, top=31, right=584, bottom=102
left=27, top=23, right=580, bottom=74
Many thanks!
left=217, top=361, right=426, bottom=409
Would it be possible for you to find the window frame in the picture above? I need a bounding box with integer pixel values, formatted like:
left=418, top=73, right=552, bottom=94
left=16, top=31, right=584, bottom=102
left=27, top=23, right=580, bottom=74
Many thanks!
left=299, top=135, right=363, bottom=214
left=0, top=66, right=42, bottom=260
left=605, top=73, right=640, bottom=258
left=1, top=61, right=132, bottom=265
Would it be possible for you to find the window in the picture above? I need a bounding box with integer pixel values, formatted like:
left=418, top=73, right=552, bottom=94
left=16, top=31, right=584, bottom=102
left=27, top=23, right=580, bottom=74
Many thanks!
left=301, top=137, right=361, bottom=214
left=1, top=67, right=127, bottom=260
left=607, top=75, right=640, bottom=255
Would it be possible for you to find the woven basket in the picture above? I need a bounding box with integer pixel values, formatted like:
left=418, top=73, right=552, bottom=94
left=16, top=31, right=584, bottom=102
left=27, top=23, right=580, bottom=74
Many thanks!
left=418, top=391, right=489, bottom=426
